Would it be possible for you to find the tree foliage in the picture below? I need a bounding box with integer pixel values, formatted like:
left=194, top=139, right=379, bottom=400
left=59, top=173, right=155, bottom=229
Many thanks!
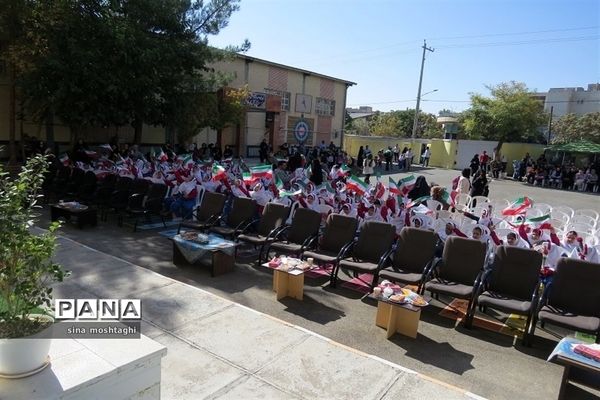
left=367, top=109, right=441, bottom=138
left=460, top=81, right=547, bottom=144
left=551, top=112, right=600, bottom=144
left=7, top=0, right=249, bottom=144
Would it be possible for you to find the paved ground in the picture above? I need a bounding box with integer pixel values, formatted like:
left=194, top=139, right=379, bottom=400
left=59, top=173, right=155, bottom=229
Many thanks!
left=41, top=167, right=600, bottom=400
left=49, top=232, right=480, bottom=400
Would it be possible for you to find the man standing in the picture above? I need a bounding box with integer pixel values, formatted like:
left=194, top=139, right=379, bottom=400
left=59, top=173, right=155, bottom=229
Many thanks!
left=259, top=139, right=269, bottom=164
left=479, top=150, right=490, bottom=174
left=393, top=144, right=400, bottom=163
left=421, top=146, right=431, bottom=167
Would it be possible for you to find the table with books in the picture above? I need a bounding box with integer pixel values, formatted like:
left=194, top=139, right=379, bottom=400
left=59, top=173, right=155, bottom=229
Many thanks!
left=262, top=256, right=314, bottom=301
left=548, top=337, right=600, bottom=399
left=173, top=232, right=237, bottom=277
left=369, top=281, right=430, bottom=339
left=50, top=201, right=97, bottom=229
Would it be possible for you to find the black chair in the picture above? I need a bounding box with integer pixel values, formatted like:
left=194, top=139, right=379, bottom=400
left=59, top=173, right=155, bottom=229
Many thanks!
left=473, top=246, right=543, bottom=346
left=537, top=258, right=600, bottom=343
left=302, top=214, right=358, bottom=285
left=102, top=176, right=133, bottom=221
left=123, top=183, right=169, bottom=232
left=266, top=208, right=322, bottom=259
left=424, top=236, right=488, bottom=328
left=377, top=227, right=438, bottom=294
left=209, top=197, right=257, bottom=239
left=76, top=171, right=98, bottom=204
left=332, top=221, right=396, bottom=290
left=237, top=203, right=290, bottom=263
left=178, top=192, right=227, bottom=234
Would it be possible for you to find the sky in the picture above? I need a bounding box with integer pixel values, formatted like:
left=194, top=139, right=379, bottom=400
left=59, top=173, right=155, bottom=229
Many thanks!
left=208, top=0, right=600, bottom=115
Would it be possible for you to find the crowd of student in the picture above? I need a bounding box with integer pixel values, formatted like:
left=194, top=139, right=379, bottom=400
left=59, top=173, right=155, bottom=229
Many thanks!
left=513, top=152, right=599, bottom=192
left=57, top=142, right=600, bottom=272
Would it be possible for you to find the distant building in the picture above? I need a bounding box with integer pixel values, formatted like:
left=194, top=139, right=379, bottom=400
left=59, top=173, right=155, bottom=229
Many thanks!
left=436, top=111, right=459, bottom=140
left=346, top=106, right=376, bottom=120
left=533, top=83, right=600, bottom=120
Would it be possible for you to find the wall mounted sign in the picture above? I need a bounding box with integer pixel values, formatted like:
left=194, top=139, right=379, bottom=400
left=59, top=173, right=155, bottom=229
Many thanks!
left=293, top=119, right=310, bottom=143
left=246, top=92, right=267, bottom=109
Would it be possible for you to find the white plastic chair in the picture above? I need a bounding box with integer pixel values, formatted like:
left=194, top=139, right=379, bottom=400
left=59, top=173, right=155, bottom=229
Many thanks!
left=534, top=203, right=553, bottom=216
left=547, top=218, right=566, bottom=231
left=567, top=224, right=595, bottom=235
left=551, top=210, right=570, bottom=225
left=553, top=206, right=575, bottom=219
left=571, top=215, right=597, bottom=228
left=469, top=196, right=490, bottom=209
left=494, top=228, right=514, bottom=241
left=525, top=208, right=544, bottom=218
left=437, top=210, right=453, bottom=221
left=427, top=199, right=443, bottom=212
left=574, top=209, right=600, bottom=222
left=455, top=193, right=471, bottom=209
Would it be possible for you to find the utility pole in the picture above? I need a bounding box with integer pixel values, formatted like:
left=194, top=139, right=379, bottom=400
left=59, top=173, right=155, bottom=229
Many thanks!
left=547, top=106, right=554, bottom=144
left=411, top=40, right=434, bottom=139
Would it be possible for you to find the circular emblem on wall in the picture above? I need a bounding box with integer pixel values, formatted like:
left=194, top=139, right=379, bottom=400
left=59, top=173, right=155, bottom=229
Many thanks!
left=293, top=120, right=310, bottom=143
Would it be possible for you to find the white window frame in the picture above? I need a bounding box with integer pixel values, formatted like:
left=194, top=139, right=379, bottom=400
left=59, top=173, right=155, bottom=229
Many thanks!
left=264, top=88, right=290, bottom=111
left=316, top=97, right=336, bottom=116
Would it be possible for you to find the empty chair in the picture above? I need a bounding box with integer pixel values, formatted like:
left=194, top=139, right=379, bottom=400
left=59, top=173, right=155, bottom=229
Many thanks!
left=575, top=209, right=599, bottom=222
left=425, top=236, right=488, bottom=327
left=237, top=203, right=290, bottom=263
left=332, top=221, right=396, bottom=289
left=102, top=176, right=133, bottom=221
left=537, top=258, right=600, bottom=343
left=534, top=203, right=553, bottom=216
left=124, top=183, right=169, bottom=231
left=568, top=224, right=595, bottom=235
left=209, top=197, right=257, bottom=239
left=553, top=206, right=574, bottom=219
left=454, top=193, right=471, bottom=210
left=571, top=215, right=597, bottom=228
left=473, top=246, right=543, bottom=345
left=178, top=191, right=227, bottom=233
left=302, top=214, right=358, bottom=282
left=377, top=227, right=438, bottom=294
left=469, top=196, right=490, bottom=209
left=427, top=199, right=443, bottom=212
left=267, top=208, right=321, bottom=259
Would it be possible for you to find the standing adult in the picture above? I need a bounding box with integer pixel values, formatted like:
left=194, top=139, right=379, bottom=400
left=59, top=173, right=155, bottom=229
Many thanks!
left=309, top=158, right=324, bottom=186
left=421, top=146, right=431, bottom=167
left=384, top=146, right=393, bottom=171
left=479, top=151, right=490, bottom=174
left=470, top=169, right=488, bottom=200
left=457, top=168, right=471, bottom=194
left=393, top=144, right=400, bottom=163
left=470, top=154, right=480, bottom=176
left=362, top=154, right=374, bottom=184
left=405, top=148, right=413, bottom=171
left=259, top=139, right=269, bottom=164
left=357, top=146, right=364, bottom=174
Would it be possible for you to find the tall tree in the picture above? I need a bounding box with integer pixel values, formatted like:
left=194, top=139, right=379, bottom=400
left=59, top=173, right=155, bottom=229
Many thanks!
left=551, top=112, right=600, bottom=144
left=9, top=0, right=248, bottom=147
left=460, top=81, right=547, bottom=149
left=369, top=109, right=441, bottom=138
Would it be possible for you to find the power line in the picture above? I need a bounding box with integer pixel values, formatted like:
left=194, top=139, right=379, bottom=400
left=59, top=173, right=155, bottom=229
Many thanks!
left=429, top=26, right=598, bottom=41
left=436, top=35, right=599, bottom=49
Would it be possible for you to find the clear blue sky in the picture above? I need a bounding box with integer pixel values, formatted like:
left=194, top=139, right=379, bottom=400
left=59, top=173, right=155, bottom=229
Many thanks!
left=209, top=0, right=599, bottom=114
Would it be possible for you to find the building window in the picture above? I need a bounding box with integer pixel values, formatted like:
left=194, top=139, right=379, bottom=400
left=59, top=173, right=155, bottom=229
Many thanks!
left=316, top=97, right=335, bottom=116
left=264, top=88, right=290, bottom=111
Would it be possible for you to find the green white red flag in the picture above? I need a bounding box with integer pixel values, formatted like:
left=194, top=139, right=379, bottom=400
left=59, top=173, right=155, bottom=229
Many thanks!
left=440, top=189, right=457, bottom=206
left=59, top=153, right=70, bottom=166
left=157, top=148, right=168, bottom=162
left=345, top=175, right=368, bottom=195
left=526, top=214, right=550, bottom=224
left=182, top=154, right=195, bottom=169
left=337, top=164, right=351, bottom=177
left=502, top=196, right=533, bottom=216
left=250, top=164, right=273, bottom=179
left=242, top=172, right=258, bottom=185
left=212, top=163, right=227, bottom=181
left=388, top=177, right=401, bottom=195
left=406, top=195, right=431, bottom=209
left=398, top=175, right=416, bottom=196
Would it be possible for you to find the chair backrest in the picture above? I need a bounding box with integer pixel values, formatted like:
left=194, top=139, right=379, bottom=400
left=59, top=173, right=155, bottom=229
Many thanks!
left=115, top=176, right=133, bottom=191
left=225, top=197, right=257, bottom=228
left=575, top=209, right=599, bottom=222
left=320, top=214, right=358, bottom=253
left=100, top=173, right=117, bottom=189
left=287, top=208, right=321, bottom=245
left=571, top=215, right=597, bottom=228
left=353, top=221, right=396, bottom=263
left=469, top=196, right=489, bottom=208
left=548, top=258, right=600, bottom=317
left=488, top=246, right=542, bottom=300
left=535, top=203, right=553, bottom=215
left=438, top=236, right=486, bottom=285
left=147, top=183, right=168, bottom=200
left=393, top=227, right=437, bottom=273
left=132, top=178, right=150, bottom=195
left=427, top=199, right=443, bottom=211
left=197, top=191, right=227, bottom=221
left=286, top=200, right=301, bottom=225
left=256, top=203, right=289, bottom=236
left=455, top=193, right=471, bottom=207
left=554, top=205, right=574, bottom=218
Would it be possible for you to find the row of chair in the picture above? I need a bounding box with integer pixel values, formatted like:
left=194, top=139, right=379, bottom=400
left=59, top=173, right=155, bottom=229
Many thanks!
left=181, top=194, right=599, bottom=346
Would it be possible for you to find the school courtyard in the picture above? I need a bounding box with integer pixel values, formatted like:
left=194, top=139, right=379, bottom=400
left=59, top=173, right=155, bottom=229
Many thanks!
left=40, top=167, right=599, bottom=400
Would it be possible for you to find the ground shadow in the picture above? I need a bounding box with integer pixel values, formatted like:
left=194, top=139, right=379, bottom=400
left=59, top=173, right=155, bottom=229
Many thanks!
left=397, top=334, right=475, bottom=375
left=278, top=296, right=346, bottom=325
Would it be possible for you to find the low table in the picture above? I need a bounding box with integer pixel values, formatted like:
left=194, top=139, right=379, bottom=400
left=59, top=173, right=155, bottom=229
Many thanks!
left=262, top=262, right=310, bottom=301
left=548, top=337, right=600, bottom=399
left=370, top=292, right=429, bottom=339
left=50, top=203, right=97, bottom=229
left=172, top=233, right=237, bottom=277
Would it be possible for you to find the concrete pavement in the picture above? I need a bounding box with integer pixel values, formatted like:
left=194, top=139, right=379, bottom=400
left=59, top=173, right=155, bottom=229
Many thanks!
left=50, top=233, right=483, bottom=400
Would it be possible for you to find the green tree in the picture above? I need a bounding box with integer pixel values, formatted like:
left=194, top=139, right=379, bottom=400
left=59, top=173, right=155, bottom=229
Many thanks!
left=369, top=109, right=441, bottom=138
left=9, top=0, right=248, bottom=146
left=460, top=81, right=547, bottom=148
left=551, top=112, right=600, bottom=144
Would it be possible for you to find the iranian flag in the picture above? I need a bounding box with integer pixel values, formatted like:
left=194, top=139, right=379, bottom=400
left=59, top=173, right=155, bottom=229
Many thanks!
left=526, top=214, right=551, bottom=226
left=317, top=182, right=336, bottom=194
left=212, top=163, right=227, bottom=181
left=388, top=177, right=401, bottom=196
left=99, top=144, right=113, bottom=151
left=406, top=195, right=431, bottom=209
left=242, top=172, right=258, bottom=185
left=279, top=188, right=302, bottom=198
left=59, top=153, right=70, bottom=166
left=398, top=175, right=417, bottom=195
left=345, top=175, right=368, bottom=195
left=250, top=164, right=273, bottom=179
left=502, top=197, right=533, bottom=216
left=337, top=164, right=351, bottom=177
left=182, top=154, right=195, bottom=169
left=440, top=189, right=458, bottom=206
left=157, top=148, right=168, bottom=162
